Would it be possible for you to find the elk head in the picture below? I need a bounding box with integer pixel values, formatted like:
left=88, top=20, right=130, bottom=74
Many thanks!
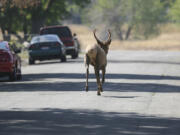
left=94, top=29, right=111, bottom=54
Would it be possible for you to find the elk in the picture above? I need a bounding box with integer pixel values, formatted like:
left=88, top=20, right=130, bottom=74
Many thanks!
left=85, top=29, right=111, bottom=95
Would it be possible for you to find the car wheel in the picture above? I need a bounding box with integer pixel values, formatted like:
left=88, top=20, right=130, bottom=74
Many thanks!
left=29, top=58, right=35, bottom=65
left=17, top=69, right=22, bottom=80
left=9, top=68, right=17, bottom=81
left=71, top=51, right=78, bottom=59
left=61, top=55, right=67, bottom=62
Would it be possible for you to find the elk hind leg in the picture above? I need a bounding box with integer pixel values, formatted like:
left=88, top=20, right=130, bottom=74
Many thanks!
left=95, top=68, right=102, bottom=95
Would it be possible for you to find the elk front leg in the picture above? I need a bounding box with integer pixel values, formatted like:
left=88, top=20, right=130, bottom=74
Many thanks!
left=85, top=54, right=90, bottom=92
left=85, top=66, right=89, bottom=92
left=94, top=67, right=102, bottom=96
left=102, top=67, right=106, bottom=84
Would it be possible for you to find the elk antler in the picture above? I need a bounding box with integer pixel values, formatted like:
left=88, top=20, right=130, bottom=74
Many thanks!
left=104, top=29, right=111, bottom=45
left=93, top=29, right=111, bottom=45
left=93, top=29, right=104, bottom=45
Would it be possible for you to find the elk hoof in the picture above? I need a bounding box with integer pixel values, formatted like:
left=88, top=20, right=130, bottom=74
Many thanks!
left=99, top=87, right=103, bottom=92
left=102, top=80, right=105, bottom=83
left=97, top=91, right=101, bottom=96
left=85, top=86, right=88, bottom=92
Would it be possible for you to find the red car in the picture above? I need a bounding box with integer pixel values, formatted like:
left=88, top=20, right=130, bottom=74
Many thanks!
left=0, top=41, right=22, bottom=81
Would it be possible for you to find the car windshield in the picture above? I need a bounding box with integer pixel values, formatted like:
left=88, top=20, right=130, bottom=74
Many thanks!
left=0, top=41, right=9, bottom=50
left=31, top=35, right=59, bottom=44
left=40, top=27, right=72, bottom=38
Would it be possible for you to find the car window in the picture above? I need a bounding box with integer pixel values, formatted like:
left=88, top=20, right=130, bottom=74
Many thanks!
left=0, top=41, right=9, bottom=50
left=31, top=35, right=59, bottom=44
left=40, top=27, right=72, bottom=38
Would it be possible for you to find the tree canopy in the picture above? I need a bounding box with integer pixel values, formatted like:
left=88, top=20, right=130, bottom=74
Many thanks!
left=168, top=0, right=180, bottom=22
left=1, top=0, right=180, bottom=41
left=82, top=0, right=175, bottom=40
left=0, top=0, right=90, bottom=41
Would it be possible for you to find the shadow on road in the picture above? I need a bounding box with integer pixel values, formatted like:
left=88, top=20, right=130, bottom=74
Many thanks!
left=1, top=72, right=180, bottom=82
left=109, top=59, right=180, bottom=65
left=0, top=73, right=180, bottom=93
left=19, top=73, right=180, bottom=81
left=28, top=57, right=84, bottom=66
left=0, top=108, right=180, bottom=135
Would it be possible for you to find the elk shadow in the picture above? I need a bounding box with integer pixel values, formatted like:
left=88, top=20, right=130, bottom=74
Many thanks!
left=0, top=73, right=180, bottom=93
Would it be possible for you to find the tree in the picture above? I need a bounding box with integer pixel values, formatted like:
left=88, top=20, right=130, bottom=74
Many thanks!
left=132, top=0, right=166, bottom=39
left=0, top=0, right=26, bottom=40
left=82, top=0, right=167, bottom=40
left=168, top=0, right=180, bottom=23
left=0, top=0, right=90, bottom=41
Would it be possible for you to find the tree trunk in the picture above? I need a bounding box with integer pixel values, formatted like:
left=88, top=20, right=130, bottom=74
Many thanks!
left=116, top=28, right=124, bottom=40
left=125, top=26, right=132, bottom=40
left=1, top=28, right=10, bottom=41
left=30, top=0, right=55, bottom=34
left=31, top=19, right=43, bottom=34
left=118, top=31, right=124, bottom=40
left=31, top=9, right=45, bottom=34
left=23, top=17, right=29, bottom=41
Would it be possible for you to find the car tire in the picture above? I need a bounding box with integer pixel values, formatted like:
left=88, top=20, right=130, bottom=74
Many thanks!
left=17, top=69, right=22, bottom=80
left=9, top=68, right=17, bottom=81
left=29, top=58, right=35, bottom=65
left=61, top=55, right=67, bottom=62
left=71, top=52, right=78, bottom=59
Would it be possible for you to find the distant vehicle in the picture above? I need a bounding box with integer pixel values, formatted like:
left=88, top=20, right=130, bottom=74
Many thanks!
left=28, top=34, right=66, bottom=65
left=40, top=25, right=79, bottom=59
left=0, top=41, right=22, bottom=81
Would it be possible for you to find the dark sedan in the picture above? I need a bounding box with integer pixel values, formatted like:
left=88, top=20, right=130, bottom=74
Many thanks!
left=28, top=34, right=66, bottom=64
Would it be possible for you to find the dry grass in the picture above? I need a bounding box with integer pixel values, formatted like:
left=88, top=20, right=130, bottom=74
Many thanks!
left=111, top=33, right=180, bottom=51
left=69, top=25, right=96, bottom=50
left=69, top=24, right=180, bottom=51
left=1, top=24, right=180, bottom=51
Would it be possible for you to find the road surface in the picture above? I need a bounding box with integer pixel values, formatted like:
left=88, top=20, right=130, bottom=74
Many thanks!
left=0, top=51, right=180, bottom=135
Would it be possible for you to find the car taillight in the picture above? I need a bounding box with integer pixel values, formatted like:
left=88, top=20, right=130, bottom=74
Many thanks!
left=56, top=42, right=60, bottom=46
left=0, top=52, right=11, bottom=62
left=29, top=45, right=35, bottom=50
left=66, top=40, right=74, bottom=46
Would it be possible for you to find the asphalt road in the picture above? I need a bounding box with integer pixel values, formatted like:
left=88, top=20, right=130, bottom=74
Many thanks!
left=0, top=50, right=180, bottom=135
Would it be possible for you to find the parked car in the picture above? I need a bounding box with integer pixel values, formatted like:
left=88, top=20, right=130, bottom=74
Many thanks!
left=40, top=25, right=79, bottom=59
left=0, top=41, right=22, bottom=81
left=28, top=34, right=66, bottom=64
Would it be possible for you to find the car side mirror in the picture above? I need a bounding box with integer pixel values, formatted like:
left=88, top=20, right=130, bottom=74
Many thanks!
left=14, top=48, right=21, bottom=54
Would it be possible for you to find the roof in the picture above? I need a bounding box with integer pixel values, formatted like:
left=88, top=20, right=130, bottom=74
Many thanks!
left=30, top=34, right=63, bottom=45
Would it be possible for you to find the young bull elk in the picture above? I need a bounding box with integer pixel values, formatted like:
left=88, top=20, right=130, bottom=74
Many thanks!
left=85, top=29, right=111, bottom=95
